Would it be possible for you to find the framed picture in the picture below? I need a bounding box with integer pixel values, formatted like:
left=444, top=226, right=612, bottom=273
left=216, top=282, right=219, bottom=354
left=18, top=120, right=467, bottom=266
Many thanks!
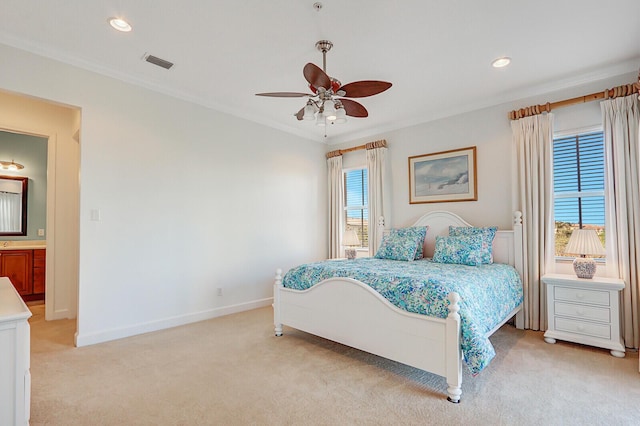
left=408, top=146, right=477, bottom=204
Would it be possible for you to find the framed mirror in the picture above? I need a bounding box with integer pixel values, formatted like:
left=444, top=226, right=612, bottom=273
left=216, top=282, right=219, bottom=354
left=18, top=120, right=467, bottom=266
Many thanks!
left=0, top=175, right=28, bottom=236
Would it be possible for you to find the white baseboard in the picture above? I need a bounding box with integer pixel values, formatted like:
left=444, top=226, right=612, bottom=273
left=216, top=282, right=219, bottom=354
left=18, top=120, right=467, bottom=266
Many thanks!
left=47, top=308, right=72, bottom=321
left=74, top=297, right=273, bottom=347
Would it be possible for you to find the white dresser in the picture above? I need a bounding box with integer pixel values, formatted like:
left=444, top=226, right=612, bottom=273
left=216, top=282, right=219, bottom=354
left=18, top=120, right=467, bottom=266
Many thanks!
left=542, top=273, right=625, bottom=357
left=0, top=277, right=32, bottom=426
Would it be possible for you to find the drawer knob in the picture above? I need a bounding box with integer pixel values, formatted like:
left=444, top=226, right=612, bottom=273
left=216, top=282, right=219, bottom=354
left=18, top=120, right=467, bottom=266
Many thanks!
left=576, top=293, right=584, bottom=300
left=577, top=325, right=585, bottom=332
left=576, top=310, right=585, bottom=316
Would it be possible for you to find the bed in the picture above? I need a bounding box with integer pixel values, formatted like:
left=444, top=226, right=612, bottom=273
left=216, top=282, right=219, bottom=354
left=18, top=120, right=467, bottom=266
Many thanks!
left=273, top=210, right=524, bottom=403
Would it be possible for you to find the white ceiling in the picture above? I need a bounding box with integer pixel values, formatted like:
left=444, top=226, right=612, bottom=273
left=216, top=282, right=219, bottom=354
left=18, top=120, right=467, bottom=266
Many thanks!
left=1, top=1, right=638, bottom=144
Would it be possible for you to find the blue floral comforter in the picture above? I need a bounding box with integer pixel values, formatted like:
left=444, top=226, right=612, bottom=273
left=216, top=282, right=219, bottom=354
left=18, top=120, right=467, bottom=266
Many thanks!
left=282, top=258, right=523, bottom=375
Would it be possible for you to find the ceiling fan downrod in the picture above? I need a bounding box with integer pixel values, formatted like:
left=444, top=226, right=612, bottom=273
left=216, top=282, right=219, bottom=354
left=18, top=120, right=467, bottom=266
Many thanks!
left=315, top=40, right=333, bottom=73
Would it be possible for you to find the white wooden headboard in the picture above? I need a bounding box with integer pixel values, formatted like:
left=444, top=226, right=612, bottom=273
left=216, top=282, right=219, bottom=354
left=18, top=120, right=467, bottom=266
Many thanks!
left=380, top=211, right=524, bottom=273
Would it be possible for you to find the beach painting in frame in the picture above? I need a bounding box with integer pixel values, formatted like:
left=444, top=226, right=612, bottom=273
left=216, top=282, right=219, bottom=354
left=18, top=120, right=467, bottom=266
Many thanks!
left=408, top=146, right=477, bottom=204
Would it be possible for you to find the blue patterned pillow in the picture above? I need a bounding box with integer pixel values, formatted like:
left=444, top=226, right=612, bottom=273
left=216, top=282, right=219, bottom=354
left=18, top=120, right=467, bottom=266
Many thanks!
left=374, top=228, right=426, bottom=261
left=448, top=226, right=498, bottom=264
left=389, top=226, right=428, bottom=260
left=432, top=235, right=484, bottom=266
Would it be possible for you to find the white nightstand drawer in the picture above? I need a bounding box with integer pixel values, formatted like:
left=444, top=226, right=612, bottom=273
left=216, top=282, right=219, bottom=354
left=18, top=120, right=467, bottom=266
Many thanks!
left=554, top=286, right=610, bottom=306
left=554, top=301, right=610, bottom=323
left=555, top=317, right=611, bottom=339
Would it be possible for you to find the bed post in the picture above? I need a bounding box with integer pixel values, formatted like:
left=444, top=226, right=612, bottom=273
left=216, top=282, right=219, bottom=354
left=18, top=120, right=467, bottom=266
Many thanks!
left=445, top=292, right=462, bottom=403
left=513, top=211, right=525, bottom=330
left=273, top=269, right=283, bottom=337
left=376, top=216, right=385, bottom=253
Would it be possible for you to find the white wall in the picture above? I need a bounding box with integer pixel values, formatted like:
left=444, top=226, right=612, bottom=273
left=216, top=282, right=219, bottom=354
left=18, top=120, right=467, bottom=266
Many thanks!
left=335, top=72, right=636, bottom=234
left=0, top=43, right=327, bottom=345
left=339, top=105, right=519, bottom=230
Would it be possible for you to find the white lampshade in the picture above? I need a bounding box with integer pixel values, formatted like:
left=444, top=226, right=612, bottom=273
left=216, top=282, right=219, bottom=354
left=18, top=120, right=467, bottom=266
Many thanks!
left=565, top=229, right=605, bottom=279
left=342, top=230, right=360, bottom=246
left=324, top=101, right=337, bottom=122
left=333, top=107, right=347, bottom=124
left=303, top=103, right=316, bottom=120
left=565, top=229, right=605, bottom=256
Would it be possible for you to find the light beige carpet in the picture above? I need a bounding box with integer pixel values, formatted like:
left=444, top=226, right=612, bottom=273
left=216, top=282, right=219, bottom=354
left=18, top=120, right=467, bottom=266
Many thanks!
left=28, top=305, right=640, bottom=425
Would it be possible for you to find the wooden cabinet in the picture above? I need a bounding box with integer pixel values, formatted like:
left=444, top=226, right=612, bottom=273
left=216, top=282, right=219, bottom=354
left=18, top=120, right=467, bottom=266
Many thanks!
left=542, top=273, right=625, bottom=357
left=32, top=249, right=45, bottom=294
left=0, top=248, right=45, bottom=302
left=0, top=250, right=32, bottom=295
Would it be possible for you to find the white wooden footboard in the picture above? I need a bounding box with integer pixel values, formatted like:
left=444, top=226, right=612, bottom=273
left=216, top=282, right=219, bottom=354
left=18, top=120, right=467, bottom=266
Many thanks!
left=273, top=269, right=463, bottom=403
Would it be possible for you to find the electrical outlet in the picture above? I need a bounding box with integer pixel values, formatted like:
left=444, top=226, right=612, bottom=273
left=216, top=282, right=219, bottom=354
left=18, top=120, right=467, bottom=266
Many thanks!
left=216, top=288, right=223, bottom=297
left=37, top=229, right=45, bottom=236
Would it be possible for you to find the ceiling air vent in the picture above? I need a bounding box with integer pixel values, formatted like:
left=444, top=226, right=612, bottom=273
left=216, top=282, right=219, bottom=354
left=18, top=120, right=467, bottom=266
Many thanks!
left=143, top=53, right=174, bottom=70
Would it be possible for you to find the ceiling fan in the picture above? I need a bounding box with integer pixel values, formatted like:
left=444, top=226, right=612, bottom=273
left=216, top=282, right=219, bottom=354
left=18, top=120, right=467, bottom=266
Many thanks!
left=256, top=40, right=392, bottom=126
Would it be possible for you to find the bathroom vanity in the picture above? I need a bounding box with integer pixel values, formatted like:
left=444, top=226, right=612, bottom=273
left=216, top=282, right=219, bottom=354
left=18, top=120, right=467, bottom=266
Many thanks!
left=0, top=277, right=31, bottom=425
left=0, top=244, right=46, bottom=302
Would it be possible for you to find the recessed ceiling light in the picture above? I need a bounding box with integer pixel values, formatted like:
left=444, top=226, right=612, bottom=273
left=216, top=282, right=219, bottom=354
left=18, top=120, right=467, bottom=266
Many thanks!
left=108, top=17, right=132, bottom=32
left=492, top=57, right=511, bottom=68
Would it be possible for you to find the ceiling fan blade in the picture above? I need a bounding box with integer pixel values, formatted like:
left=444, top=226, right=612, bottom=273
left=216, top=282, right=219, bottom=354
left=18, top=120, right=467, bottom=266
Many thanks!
left=339, top=81, right=392, bottom=98
left=255, top=92, right=311, bottom=98
left=340, top=99, right=368, bottom=118
left=303, top=63, right=331, bottom=90
left=295, top=107, right=304, bottom=121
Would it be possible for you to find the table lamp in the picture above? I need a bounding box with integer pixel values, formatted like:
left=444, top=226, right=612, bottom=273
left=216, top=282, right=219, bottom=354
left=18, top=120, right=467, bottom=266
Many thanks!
left=564, top=229, right=605, bottom=279
left=342, top=230, right=360, bottom=260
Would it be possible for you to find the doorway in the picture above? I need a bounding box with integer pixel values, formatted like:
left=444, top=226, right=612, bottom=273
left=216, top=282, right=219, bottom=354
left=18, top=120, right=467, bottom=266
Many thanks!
left=0, top=89, right=80, bottom=330
left=0, top=130, right=48, bottom=303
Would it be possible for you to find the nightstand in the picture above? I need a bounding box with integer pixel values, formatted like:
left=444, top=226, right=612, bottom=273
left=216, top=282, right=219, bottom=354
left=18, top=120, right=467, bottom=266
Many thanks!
left=542, top=273, right=625, bottom=357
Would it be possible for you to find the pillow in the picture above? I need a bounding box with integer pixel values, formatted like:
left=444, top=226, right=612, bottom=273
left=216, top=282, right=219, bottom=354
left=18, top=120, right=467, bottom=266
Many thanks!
left=374, top=227, right=426, bottom=261
left=432, top=235, right=484, bottom=266
left=390, top=226, right=428, bottom=260
left=448, top=226, right=498, bottom=264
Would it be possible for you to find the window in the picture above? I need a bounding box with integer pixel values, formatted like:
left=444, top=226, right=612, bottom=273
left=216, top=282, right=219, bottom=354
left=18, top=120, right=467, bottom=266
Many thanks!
left=344, top=168, right=368, bottom=248
left=553, top=130, right=605, bottom=257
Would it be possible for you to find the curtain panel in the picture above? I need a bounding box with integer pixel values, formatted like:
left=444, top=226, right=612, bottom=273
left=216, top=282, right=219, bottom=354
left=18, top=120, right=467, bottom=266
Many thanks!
left=366, top=143, right=388, bottom=255
left=601, top=94, right=640, bottom=349
left=327, top=155, right=344, bottom=258
left=511, top=113, right=556, bottom=331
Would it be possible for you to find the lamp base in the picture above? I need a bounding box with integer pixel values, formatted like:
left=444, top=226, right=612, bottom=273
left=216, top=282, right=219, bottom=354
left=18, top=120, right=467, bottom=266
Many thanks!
left=573, top=257, right=596, bottom=279
left=345, top=248, right=357, bottom=260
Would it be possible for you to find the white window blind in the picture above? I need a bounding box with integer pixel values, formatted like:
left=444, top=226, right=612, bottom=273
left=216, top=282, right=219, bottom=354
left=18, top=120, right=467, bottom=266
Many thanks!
left=344, top=168, right=368, bottom=247
left=553, top=131, right=605, bottom=257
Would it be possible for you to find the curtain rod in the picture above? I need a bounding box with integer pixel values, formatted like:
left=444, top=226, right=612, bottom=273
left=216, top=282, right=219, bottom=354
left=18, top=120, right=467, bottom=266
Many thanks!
left=326, top=139, right=387, bottom=158
left=509, top=73, right=640, bottom=120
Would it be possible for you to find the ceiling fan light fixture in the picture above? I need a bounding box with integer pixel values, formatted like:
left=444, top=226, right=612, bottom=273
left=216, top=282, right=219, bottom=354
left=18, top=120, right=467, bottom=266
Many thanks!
left=315, top=112, right=326, bottom=126
left=303, top=102, right=316, bottom=120
left=324, top=101, right=337, bottom=121
left=333, top=107, right=347, bottom=124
